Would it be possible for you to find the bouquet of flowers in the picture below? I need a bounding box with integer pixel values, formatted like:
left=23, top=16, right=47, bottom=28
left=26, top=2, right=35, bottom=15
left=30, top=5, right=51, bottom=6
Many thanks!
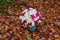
left=19, top=8, right=42, bottom=32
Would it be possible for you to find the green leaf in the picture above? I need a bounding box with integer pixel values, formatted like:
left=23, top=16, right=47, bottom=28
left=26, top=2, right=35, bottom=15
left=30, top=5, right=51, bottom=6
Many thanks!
left=2, top=0, right=9, bottom=5
left=27, top=36, right=32, bottom=40
left=0, top=0, right=9, bottom=10
left=21, top=1, right=26, bottom=5
left=25, top=25, right=29, bottom=28
left=3, top=5, right=7, bottom=9
left=11, top=0, right=17, bottom=6
left=5, top=11, right=10, bottom=15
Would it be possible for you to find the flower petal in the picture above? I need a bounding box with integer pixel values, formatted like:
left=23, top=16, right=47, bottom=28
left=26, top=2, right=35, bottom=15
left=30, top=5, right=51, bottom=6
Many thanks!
left=31, top=15, right=35, bottom=20
left=28, top=22, right=32, bottom=26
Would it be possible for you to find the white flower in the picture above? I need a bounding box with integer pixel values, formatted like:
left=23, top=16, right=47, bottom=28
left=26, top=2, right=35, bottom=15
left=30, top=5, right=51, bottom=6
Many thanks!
left=32, top=22, right=35, bottom=26
left=19, top=16, right=26, bottom=21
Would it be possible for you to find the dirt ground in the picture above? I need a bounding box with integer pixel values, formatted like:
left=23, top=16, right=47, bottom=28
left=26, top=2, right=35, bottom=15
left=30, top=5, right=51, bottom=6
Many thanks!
left=0, top=0, right=60, bottom=40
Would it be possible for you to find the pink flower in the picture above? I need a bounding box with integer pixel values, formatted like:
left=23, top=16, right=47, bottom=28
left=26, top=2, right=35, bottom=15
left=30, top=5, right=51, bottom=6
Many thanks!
left=36, top=10, right=40, bottom=17
left=27, top=8, right=30, bottom=12
left=21, top=23, right=24, bottom=27
left=28, top=22, right=32, bottom=26
left=34, top=20, right=38, bottom=25
left=34, top=18, right=40, bottom=25
left=21, top=20, right=27, bottom=26
left=31, top=15, right=36, bottom=20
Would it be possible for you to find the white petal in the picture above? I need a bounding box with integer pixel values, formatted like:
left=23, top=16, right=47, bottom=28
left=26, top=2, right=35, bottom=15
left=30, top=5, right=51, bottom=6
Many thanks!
left=20, top=16, right=26, bottom=20
left=34, top=16, right=39, bottom=21
left=38, top=20, right=41, bottom=23
left=22, top=9, right=28, bottom=13
left=32, top=22, right=35, bottom=26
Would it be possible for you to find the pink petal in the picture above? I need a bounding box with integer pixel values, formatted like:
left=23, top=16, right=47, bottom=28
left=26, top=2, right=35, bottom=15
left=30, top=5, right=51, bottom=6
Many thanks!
left=34, top=20, right=38, bottom=25
left=27, top=8, right=30, bottom=12
left=21, top=12, right=25, bottom=16
left=36, top=12, right=39, bottom=17
left=34, top=18, right=41, bottom=25
left=21, top=20, right=27, bottom=27
left=28, top=22, right=32, bottom=26
left=36, top=10, right=40, bottom=17
left=31, top=15, right=36, bottom=20
left=39, top=16, right=42, bottom=20
left=21, top=23, right=24, bottom=27
left=23, top=20, right=27, bottom=24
